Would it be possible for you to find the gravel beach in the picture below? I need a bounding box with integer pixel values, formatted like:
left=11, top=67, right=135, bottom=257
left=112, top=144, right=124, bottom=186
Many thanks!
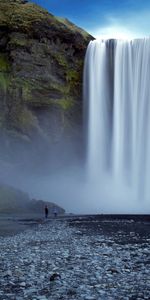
left=0, top=216, right=150, bottom=300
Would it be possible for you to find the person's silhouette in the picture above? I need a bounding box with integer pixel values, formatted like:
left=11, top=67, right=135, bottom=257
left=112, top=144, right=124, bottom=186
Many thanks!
left=45, top=205, right=48, bottom=219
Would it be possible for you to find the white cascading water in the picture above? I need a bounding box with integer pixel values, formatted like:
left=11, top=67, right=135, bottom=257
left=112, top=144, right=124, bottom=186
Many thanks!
left=84, top=38, right=150, bottom=213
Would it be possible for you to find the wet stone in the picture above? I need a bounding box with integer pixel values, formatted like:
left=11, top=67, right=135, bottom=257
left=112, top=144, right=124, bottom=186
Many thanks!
left=0, top=218, right=149, bottom=300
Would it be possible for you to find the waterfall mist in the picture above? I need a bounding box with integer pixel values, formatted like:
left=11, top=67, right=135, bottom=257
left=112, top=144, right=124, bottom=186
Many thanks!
left=1, top=38, right=150, bottom=214
left=84, top=38, right=150, bottom=213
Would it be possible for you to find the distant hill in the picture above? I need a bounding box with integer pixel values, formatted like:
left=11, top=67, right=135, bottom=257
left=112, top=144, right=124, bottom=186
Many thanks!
left=0, top=184, right=65, bottom=215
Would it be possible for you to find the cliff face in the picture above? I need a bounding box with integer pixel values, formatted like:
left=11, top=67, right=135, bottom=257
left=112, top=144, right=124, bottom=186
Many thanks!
left=0, top=0, right=93, bottom=166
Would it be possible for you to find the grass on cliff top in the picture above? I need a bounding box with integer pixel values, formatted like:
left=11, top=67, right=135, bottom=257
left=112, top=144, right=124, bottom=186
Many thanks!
left=0, top=0, right=90, bottom=39
left=55, top=17, right=89, bottom=38
left=0, top=1, right=51, bottom=29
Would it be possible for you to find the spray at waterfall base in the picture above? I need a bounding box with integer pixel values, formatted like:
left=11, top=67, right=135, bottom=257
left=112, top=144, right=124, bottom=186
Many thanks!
left=1, top=38, right=150, bottom=214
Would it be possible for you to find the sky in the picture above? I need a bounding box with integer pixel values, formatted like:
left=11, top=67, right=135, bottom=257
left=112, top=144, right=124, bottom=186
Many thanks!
left=32, top=0, right=150, bottom=39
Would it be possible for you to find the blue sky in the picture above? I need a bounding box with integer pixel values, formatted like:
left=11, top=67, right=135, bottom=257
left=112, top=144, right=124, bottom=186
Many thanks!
left=32, top=0, right=150, bottom=38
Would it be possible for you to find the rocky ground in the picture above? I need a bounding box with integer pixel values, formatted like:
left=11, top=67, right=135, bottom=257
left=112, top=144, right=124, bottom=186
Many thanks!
left=0, top=216, right=150, bottom=300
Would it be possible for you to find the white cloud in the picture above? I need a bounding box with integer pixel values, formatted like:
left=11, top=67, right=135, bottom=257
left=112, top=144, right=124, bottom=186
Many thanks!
left=88, top=10, right=150, bottom=39
left=92, top=25, right=139, bottom=39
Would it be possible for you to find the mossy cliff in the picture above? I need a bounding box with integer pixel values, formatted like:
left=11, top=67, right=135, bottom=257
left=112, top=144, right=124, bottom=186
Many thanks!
left=0, top=0, right=93, bottom=164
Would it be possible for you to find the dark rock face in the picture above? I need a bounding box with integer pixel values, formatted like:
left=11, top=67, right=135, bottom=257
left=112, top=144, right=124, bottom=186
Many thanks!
left=0, top=0, right=93, bottom=168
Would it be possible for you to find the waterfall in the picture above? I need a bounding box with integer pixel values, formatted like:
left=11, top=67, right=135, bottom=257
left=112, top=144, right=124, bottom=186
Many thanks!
left=84, top=38, right=150, bottom=212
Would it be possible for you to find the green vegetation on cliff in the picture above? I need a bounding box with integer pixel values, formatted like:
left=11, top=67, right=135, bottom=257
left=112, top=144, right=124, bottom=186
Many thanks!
left=0, top=0, right=93, bottom=160
left=0, top=54, right=10, bottom=72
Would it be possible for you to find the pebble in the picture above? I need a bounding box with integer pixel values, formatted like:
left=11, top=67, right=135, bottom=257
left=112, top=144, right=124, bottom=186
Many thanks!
left=0, top=219, right=149, bottom=300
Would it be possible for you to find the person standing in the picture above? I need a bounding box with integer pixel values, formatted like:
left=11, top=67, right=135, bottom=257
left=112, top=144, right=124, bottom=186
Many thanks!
left=45, top=205, right=49, bottom=219
left=53, top=207, right=58, bottom=218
